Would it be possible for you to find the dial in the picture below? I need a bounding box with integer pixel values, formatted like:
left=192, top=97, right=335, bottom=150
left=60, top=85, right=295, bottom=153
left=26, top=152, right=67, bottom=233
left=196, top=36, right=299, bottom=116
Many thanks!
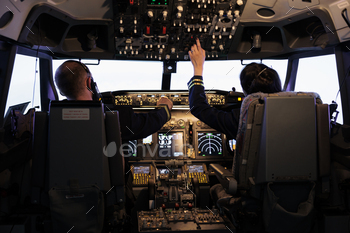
left=197, top=132, right=222, bottom=156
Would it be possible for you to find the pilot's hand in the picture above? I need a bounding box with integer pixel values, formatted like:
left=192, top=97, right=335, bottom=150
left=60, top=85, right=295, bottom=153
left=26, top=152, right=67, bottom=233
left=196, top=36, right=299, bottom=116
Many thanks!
left=189, top=38, right=205, bottom=76
left=157, top=96, right=173, bottom=111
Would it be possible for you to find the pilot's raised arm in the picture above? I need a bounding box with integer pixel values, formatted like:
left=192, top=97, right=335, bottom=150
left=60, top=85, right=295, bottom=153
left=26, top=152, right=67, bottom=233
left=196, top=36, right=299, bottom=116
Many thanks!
left=187, top=39, right=240, bottom=139
left=187, top=39, right=282, bottom=139
left=54, top=60, right=173, bottom=141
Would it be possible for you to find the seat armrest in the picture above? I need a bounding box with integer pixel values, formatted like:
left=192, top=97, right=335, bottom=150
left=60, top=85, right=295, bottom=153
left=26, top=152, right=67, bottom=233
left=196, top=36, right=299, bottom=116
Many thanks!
left=210, top=164, right=237, bottom=195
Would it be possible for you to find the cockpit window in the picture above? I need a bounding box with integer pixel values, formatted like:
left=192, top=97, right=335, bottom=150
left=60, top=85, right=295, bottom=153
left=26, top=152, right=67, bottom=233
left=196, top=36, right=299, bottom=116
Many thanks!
left=52, top=59, right=163, bottom=100
left=294, top=54, right=343, bottom=124
left=5, top=54, right=41, bottom=115
left=171, top=60, right=287, bottom=92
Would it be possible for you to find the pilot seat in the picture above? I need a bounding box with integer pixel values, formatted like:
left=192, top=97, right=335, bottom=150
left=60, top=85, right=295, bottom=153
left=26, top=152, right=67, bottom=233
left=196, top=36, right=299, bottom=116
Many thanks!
left=31, top=101, right=126, bottom=233
left=210, top=91, right=330, bottom=233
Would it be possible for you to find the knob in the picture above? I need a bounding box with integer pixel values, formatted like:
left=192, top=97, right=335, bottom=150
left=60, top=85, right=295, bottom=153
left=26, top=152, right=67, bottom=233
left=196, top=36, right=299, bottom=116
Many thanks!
left=159, top=48, right=163, bottom=54
left=219, top=10, right=224, bottom=17
left=171, top=48, right=176, bottom=53
left=234, top=10, right=240, bottom=17
left=148, top=11, right=154, bottom=18
left=166, top=54, right=170, bottom=60
left=219, top=44, right=224, bottom=50
left=212, top=40, right=216, bottom=45
left=163, top=11, right=168, bottom=19
left=177, top=6, right=183, bottom=12
left=237, top=0, right=243, bottom=6
left=177, top=12, right=182, bottom=18
left=120, top=27, right=124, bottom=33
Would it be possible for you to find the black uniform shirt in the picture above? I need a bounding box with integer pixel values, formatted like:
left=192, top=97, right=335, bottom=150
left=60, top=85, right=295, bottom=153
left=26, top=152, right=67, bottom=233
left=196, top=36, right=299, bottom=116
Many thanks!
left=187, top=75, right=240, bottom=140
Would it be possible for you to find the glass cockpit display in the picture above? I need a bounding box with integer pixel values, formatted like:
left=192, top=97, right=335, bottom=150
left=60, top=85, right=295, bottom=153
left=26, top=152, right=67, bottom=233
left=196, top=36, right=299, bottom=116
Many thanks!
left=197, top=132, right=223, bottom=157
left=133, top=166, right=150, bottom=174
left=188, top=165, right=204, bottom=173
left=158, top=132, right=184, bottom=157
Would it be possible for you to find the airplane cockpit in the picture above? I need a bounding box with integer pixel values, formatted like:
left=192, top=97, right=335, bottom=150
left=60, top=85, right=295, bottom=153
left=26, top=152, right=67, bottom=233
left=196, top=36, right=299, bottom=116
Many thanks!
left=1, top=0, right=350, bottom=232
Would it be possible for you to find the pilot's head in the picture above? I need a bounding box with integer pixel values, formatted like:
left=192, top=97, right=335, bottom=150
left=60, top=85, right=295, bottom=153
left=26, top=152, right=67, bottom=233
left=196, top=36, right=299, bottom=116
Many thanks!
left=240, top=63, right=282, bottom=96
left=54, top=60, right=93, bottom=100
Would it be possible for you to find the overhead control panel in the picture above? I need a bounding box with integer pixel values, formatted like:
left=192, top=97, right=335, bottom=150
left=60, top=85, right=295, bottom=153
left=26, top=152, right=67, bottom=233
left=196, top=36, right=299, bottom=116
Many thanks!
left=114, top=0, right=245, bottom=61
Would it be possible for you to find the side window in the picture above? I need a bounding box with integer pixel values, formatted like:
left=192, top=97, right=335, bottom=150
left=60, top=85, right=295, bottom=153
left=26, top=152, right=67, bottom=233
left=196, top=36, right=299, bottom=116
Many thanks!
left=5, top=54, right=41, bottom=115
left=294, top=54, right=343, bottom=124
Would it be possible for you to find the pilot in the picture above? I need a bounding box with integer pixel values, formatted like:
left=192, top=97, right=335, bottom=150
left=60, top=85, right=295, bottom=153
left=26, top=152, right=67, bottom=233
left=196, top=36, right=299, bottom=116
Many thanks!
left=54, top=60, right=173, bottom=141
left=187, top=39, right=282, bottom=139
left=54, top=60, right=173, bottom=214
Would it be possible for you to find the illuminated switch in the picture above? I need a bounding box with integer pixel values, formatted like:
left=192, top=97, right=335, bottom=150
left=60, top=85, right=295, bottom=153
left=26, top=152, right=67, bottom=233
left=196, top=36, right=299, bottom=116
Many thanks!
left=215, top=25, right=219, bottom=30
left=120, top=27, right=124, bottom=33
left=158, top=44, right=161, bottom=48
left=163, top=11, right=168, bottom=19
left=134, top=28, right=137, bottom=34
left=204, top=4, right=206, bottom=8
left=159, top=48, right=163, bottom=54
left=212, top=35, right=215, bottom=39
left=136, top=50, right=139, bottom=55
left=199, top=27, right=202, bottom=32
left=150, top=44, right=153, bottom=48
left=223, top=27, right=226, bottom=32
left=171, top=48, right=176, bottom=53
left=163, top=26, right=166, bottom=34
left=188, top=27, right=191, bottom=32
left=134, top=18, right=137, bottom=24
left=145, top=44, right=148, bottom=49
left=146, top=26, right=151, bottom=34
left=207, top=16, right=210, bottom=21
left=204, top=27, right=207, bottom=32
left=201, top=16, right=204, bottom=21
left=162, top=44, right=165, bottom=48
left=198, top=4, right=200, bottom=8
left=219, top=35, right=222, bottom=39
left=166, top=54, right=170, bottom=60
left=120, top=19, right=123, bottom=24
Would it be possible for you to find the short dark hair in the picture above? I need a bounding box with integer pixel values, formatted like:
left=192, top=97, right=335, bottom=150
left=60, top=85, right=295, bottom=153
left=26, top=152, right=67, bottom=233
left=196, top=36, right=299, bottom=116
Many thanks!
left=54, top=60, right=88, bottom=99
left=240, top=63, right=282, bottom=95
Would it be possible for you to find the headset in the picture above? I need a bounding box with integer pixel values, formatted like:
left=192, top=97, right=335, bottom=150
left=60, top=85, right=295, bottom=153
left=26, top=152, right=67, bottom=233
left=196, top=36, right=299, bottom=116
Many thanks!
left=69, top=60, right=103, bottom=102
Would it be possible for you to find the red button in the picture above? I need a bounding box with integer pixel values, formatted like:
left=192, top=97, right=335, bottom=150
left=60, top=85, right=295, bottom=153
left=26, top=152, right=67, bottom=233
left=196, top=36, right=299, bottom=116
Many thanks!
left=188, top=203, right=193, bottom=208
left=162, top=26, right=166, bottom=34
left=163, top=192, right=167, bottom=196
left=175, top=203, right=180, bottom=209
left=162, top=204, right=166, bottom=209
left=146, top=26, right=151, bottom=34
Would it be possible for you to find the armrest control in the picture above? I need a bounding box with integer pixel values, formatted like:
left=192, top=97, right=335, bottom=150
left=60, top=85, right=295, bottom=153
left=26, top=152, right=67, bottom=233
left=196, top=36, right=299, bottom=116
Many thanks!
left=210, top=164, right=237, bottom=195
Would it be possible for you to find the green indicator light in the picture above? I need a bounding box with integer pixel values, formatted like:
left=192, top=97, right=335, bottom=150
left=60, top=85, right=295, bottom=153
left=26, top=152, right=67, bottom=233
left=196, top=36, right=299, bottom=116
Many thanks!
left=158, top=2, right=160, bottom=4
left=218, top=153, right=222, bottom=154
left=203, top=155, right=205, bottom=156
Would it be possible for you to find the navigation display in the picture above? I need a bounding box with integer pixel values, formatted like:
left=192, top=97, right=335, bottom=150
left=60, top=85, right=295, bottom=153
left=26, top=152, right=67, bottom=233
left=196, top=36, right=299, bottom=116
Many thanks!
left=143, top=135, right=152, bottom=144
left=158, top=132, right=184, bottom=157
left=122, top=140, right=137, bottom=157
left=188, top=165, right=204, bottom=173
left=134, top=166, right=150, bottom=174
left=197, top=132, right=223, bottom=157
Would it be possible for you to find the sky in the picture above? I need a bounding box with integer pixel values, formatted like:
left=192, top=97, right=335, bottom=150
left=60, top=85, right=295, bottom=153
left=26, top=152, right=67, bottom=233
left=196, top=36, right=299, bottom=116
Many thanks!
left=5, top=54, right=343, bottom=124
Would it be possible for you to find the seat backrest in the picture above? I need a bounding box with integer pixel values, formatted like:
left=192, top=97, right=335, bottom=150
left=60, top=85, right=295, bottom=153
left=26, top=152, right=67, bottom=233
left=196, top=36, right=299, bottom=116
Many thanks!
left=234, top=92, right=330, bottom=188
left=48, top=101, right=111, bottom=190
